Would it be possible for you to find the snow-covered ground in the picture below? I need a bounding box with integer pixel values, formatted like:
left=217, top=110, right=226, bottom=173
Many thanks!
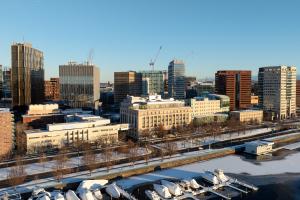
left=0, top=148, right=149, bottom=181
left=0, top=148, right=226, bottom=194
left=117, top=150, right=300, bottom=189
left=264, top=131, right=300, bottom=142
left=281, top=141, right=300, bottom=150
left=154, top=127, right=272, bottom=150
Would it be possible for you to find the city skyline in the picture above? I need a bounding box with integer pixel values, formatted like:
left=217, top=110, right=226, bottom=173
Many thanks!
left=1, top=0, right=300, bottom=82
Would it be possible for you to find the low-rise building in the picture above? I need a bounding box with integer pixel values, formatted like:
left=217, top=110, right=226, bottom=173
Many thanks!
left=0, top=108, right=14, bottom=157
left=186, top=96, right=229, bottom=118
left=120, top=95, right=192, bottom=138
left=244, top=140, right=274, bottom=155
left=251, top=95, right=259, bottom=106
left=230, top=109, right=263, bottom=123
left=23, top=114, right=128, bottom=153
left=22, top=104, right=65, bottom=129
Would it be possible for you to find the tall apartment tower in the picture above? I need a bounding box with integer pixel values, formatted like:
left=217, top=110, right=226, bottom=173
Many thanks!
left=297, top=80, right=300, bottom=108
left=168, top=60, right=185, bottom=99
left=258, top=66, right=296, bottom=120
left=0, top=65, right=3, bottom=99
left=2, top=67, right=12, bottom=99
left=59, top=62, right=100, bottom=109
left=11, top=43, right=44, bottom=107
left=0, top=108, right=14, bottom=158
left=215, top=70, right=251, bottom=111
left=45, top=78, right=60, bottom=101
left=114, top=71, right=140, bottom=105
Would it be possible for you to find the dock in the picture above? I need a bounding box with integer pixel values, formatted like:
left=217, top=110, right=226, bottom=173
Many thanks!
left=227, top=175, right=259, bottom=191
left=116, top=184, right=138, bottom=200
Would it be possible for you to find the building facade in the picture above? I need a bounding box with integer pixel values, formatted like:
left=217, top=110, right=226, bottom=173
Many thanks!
left=168, top=60, right=185, bottom=99
left=120, top=95, right=192, bottom=138
left=230, top=110, right=263, bottom=123
left=251, top=95, right=259, bottom=106
left=186, top=96, right=230, bottom=119
left=22, top=104, right=65, bottom=129
left=23, top=114, right=128, bottom=153
left=59, top=62, right=100, bottom=109
left=2, top=67, right=11, bottom=99
left=0, top=108, right=14, bottom=157
left=139, top=71, right=164, bottom=96
left=11, top=43, right=44, bottom=107
left=114, top=71, right=140, bottom=105
left=45, top=78, right=60, bottom=101
left=215, top=70, right=251, bottom=111
left=297, top=80, right=300, bottom=108
left=258, top=66, right=296, bottom=120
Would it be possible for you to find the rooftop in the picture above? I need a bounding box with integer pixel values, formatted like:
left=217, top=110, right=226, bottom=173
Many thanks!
left=231, top=109, right=263, bottom=113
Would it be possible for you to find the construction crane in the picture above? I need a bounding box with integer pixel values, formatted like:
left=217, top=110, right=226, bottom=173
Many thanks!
left=149, top=46, right=162, bottom=71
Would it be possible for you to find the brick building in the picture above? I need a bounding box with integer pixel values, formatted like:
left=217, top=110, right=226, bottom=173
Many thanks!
left=0, top=108, right=14, bottom=157
left=215, top=70, right=251, bottom=111
left=45, top=78, right=60, bottom=101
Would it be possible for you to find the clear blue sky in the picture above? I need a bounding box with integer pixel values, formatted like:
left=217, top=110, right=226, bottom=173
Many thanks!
left=1, top=0, right=300, bottom=82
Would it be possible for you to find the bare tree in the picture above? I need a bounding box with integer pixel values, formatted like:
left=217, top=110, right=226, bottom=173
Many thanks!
left=52, top=147, right=69, bottom=182
left=103, top=148, right=113, bottom=172
left=164, top=140, right=177, bottom=158
left=15, top=122, right=29, bottom=155
left=127, top=140, right=139, bottom=166
left=81, top=145, right=97, bottom=176
left=39, top=153, right=48, bottom=171
left=143, top=144, right=151, bottom=164
left=7, top=156, right=27, bottom=190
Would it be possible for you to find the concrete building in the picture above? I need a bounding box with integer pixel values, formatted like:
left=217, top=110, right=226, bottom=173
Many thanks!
left=11, top=43, right=44, bottom=107
left=168, top=60, right=185, bottom=99
left=195, top=81, right=215, bottom=96
left=186, top=95, right=230, bottom=119
left=251, top=96, right=259, bottom=106
left=59, top=62, right=100, bottom=109
left=0, top=108, right=14, bottom=157
left=215, top=70, right=251, bottom=111
left=45, top=78, right=60, bottom=101
left=22, top=104, right=64, bottom=129
left=258, top=66, right=296, bottom=120
left=23, top=114, right=129, bottom=153
left=120, top=95, right=192, bottom=138
left=2, top=67, right=11, bottom=99
left=114, top=71, right=140, bottom=105
left=297, top=80, right=300, bottom=108
left=230, top=110, right=263, bottom=123
left=244, top=140, right=274, bottom=155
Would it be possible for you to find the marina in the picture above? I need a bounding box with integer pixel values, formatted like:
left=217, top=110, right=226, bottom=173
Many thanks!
left=0, top=169, right=258, bottom=200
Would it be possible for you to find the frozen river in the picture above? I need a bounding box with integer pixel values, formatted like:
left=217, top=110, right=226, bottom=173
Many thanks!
left=117, top=149, right=300, bottom=189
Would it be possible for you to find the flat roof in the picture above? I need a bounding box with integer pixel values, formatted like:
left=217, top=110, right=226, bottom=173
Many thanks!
left=231, top=109, right=263, bottom=113
left=246, top=140, right=274, bottom=146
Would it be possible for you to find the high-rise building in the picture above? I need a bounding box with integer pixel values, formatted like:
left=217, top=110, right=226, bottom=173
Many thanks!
left=215, top=70, right=251, bottom=111
left=114, top=71, right=141, bottom=105
left=45, top=78, right=60, bottom=101
left=0, top=108, right=14, bottom=158
left=11, top=43, right=44, bottom=107
left=258, top=66, right=296, bottom=120
left=168, top=60, right=185, bottom=99
left=59, top=62, right=100, bottom=109
left=0, top=65, right=3, bottom=99
left=297, top=80, right=300, bottom=108
left=139, top=70, right=164, bottom=96
left=2, top=67, right=12, bottom=99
